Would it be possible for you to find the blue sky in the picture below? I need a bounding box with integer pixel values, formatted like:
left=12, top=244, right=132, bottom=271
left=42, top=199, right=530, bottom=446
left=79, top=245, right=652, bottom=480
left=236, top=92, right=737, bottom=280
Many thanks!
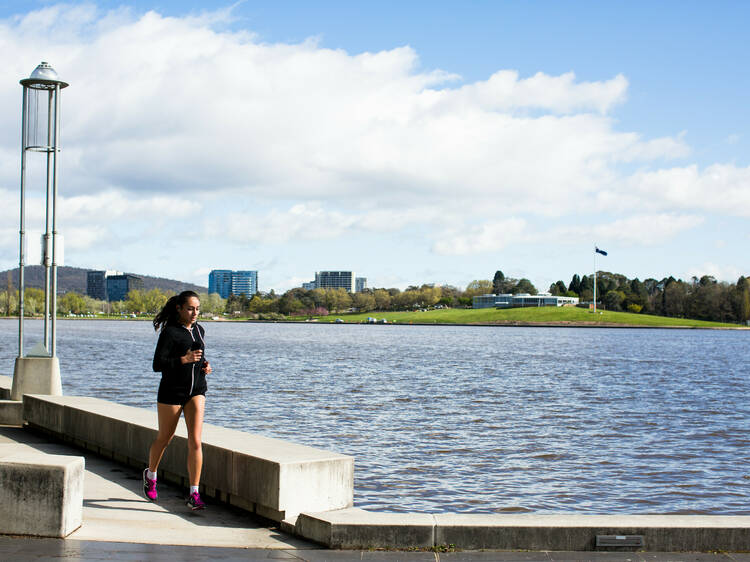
left=0, top=1, right=748, bottom=292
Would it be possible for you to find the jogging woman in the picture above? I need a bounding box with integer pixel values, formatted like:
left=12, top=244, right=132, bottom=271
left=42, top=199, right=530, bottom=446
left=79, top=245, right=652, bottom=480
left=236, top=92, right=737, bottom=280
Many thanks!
left=143, top=290, right=212, bottom=510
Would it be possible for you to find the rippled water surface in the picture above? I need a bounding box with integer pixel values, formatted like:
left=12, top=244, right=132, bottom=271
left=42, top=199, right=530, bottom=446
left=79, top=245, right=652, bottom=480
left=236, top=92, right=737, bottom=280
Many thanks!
left=2, top=319, right=749, bottom=514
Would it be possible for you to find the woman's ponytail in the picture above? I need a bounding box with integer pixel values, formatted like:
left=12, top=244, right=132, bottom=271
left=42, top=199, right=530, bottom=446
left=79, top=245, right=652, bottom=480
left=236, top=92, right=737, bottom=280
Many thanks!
left=153, top=290, right=199, bottom=331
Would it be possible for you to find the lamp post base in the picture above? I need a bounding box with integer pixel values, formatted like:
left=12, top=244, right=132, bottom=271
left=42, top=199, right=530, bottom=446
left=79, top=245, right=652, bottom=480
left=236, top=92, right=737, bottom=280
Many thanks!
left=11, top=356, right=63, bottom=401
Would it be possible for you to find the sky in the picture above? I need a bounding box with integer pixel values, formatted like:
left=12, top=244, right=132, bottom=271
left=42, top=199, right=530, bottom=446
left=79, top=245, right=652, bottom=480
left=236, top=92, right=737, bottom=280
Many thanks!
left=0, top=1, right=748, bottom=293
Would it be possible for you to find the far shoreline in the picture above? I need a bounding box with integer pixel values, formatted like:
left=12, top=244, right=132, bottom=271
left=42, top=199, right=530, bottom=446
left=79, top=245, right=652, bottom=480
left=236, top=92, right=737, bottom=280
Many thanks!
left=2, top=316, right=746, bottom=330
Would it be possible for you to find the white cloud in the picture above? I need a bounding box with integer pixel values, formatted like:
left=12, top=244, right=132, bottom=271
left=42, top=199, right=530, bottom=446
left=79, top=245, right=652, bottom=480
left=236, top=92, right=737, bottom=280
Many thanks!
left=450, top=70, right=628, bottom=114
left=432, top=218, right=527, bottom=255
left=686, top=262, right=745, bottom=283
left=219, top=202, right=356, bottom=244
left=0, top=4, right=688, bottom=217
left=0, top=4, right=744, bottom=288
left=626, top=164, right=750, bottom=216
left=553, top=214, right=703, bottom=246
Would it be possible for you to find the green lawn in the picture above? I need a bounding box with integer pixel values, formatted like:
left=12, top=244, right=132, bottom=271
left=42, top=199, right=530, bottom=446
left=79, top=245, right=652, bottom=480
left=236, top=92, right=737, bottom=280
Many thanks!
left=310, top=306, right=741, bottom=328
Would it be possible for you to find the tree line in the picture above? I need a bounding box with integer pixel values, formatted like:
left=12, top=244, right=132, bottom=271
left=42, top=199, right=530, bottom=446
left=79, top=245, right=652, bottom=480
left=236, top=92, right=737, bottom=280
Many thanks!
left=546, top=271, right=750, bottom=324
left=1, top=269, right=747, bottom=325
left=0, top=286, right=227, bottom=318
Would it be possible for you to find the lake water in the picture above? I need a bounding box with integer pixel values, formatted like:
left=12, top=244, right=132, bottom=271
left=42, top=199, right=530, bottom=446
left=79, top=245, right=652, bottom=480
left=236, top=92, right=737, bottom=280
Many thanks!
left=1, top=318, right=749, bottom=514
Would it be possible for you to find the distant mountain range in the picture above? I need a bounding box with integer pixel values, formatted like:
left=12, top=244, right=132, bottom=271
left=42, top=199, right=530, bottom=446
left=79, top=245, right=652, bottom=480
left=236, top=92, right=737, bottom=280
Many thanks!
left=0, top=265, right=207, bottom=295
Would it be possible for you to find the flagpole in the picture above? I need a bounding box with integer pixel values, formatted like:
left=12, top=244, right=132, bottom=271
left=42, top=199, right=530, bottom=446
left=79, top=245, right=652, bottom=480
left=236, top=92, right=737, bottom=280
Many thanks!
left=594, top=246, right=597, bottom=314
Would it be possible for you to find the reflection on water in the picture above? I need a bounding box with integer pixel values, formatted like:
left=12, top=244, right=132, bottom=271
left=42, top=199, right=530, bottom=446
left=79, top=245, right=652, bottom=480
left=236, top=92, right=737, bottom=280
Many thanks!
left=2, top=319, right=749, bottom=514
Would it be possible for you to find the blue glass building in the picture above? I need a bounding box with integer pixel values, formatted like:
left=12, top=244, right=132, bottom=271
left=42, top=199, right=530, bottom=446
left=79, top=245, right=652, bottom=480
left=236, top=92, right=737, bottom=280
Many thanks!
left=209, top=270, right=258, bottom=299
left=106, top=274, right=143, bottom=302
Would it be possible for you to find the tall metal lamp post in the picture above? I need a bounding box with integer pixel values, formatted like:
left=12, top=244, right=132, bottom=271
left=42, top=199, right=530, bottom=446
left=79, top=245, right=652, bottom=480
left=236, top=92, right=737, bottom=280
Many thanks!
left=11, top=62, right=68, bottom=401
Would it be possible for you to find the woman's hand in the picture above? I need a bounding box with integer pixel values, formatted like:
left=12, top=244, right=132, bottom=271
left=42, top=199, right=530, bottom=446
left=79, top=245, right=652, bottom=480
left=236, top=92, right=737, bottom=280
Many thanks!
left=202, top=361, right=212, bottom=375
left=181, top=349, right=203, bottom=364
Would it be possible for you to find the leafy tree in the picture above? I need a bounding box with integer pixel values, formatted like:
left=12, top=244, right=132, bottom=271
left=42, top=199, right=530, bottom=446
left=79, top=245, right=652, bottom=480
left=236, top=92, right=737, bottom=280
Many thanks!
left=278, top=292, right=303, bottom=315
left=464, top=280, right=493, bottom=298
left=144, top=288, right=170, bottom=314
left=247, top=295, right=265, bottom=313
left=492, top=270, right=505, bottom=294
left=20, top=287, right=45, bottom=315
left=352, top=291, right=376, bottom=312
left=512, top=278, right=537, bottom=295
left=5, top=272, right=13, bottom=316
left=568, top=274, right=581, bottom=296
left=200, top=292, right=226, bottom=316
left=662, top=278, right=687, bottom=317
left=735, top=276, right=750, bottom=323
left=420, top=285, right=442, bottom=307
left=58, top=291, right=87, bottom=315
left=437, top=285, right=461, bottom=307
left=549, top=280, right=567, bottom=296
left=373, top=289, right=392, bottom=311
left=603, top=290, right=625, bottom=311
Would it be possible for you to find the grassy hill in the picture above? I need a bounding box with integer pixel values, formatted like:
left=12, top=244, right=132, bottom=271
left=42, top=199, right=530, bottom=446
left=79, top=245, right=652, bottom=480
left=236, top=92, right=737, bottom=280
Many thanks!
left=313, top=306, right=742, bottom=328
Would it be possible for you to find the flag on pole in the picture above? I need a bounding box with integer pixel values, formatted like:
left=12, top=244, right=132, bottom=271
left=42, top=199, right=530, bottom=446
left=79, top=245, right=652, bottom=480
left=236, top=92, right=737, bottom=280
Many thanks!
left=595, top=247, right=608, bottom=256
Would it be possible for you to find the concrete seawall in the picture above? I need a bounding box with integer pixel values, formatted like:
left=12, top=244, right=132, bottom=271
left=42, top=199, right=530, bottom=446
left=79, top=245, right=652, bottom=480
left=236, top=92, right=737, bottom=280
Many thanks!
left=21, top=393, right=354, bottom=522
left=4, top=376, right=750, bottom=552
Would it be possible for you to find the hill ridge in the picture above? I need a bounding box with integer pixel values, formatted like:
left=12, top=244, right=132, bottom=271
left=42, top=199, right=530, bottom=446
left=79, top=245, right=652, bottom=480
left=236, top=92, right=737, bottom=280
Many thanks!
left=0, top=265, right=207, bottom=295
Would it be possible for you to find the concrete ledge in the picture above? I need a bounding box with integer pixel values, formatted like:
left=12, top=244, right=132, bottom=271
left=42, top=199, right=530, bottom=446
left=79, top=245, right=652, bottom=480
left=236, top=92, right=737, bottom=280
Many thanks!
left=23, top=394, right=354, bottom=521
left=297, top=508, right=435, bottom=549
left=0, top=400, right=24, bottom=425
left=0, top=450, right=84, bottom=537
left=295, top=511, right=750, bottom=552
left=435, top=513, right=750, bottom=551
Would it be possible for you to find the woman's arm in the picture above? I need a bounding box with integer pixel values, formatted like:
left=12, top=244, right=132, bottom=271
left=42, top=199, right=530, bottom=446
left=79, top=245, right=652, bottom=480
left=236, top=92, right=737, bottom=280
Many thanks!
left=152, top=329, right=184, bottom=372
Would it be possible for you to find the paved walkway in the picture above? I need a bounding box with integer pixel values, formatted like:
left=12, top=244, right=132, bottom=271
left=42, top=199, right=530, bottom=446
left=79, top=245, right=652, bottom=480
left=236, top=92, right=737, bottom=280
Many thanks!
left=2, top=536, right=750, bottom=561
left=3, top=425, right=750, bottom=561
left=0, top=425, right=313, bottom=549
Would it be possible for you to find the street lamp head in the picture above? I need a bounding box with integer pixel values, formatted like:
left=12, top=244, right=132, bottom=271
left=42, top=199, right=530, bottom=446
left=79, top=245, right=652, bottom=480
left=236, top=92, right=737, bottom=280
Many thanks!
left=20, top=61, right=69, bottom=90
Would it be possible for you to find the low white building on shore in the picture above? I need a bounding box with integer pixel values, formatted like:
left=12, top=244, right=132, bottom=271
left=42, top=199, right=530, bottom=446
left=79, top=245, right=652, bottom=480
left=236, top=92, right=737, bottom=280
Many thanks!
left=472, top=293, right=579, bottom=309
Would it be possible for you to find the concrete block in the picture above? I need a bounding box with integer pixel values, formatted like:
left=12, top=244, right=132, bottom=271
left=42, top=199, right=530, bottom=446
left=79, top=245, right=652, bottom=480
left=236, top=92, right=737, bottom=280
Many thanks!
left=0, top=451, right=84, bottom=537
left=11, top=357, right=62, bottom=401
left=210, top=424, right=354, bottom=520
left=0, top=400, right=24, bottom=425
left=296, top=508, right=435, bottom=549
left=278, top=457, right=354, bottom=517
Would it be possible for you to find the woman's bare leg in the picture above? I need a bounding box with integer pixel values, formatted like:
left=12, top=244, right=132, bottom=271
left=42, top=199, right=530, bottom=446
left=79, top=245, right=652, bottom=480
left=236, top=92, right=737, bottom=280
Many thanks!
left=183, top=394, right=205, bottom=487
left=148, top=403, right=182, bottom=472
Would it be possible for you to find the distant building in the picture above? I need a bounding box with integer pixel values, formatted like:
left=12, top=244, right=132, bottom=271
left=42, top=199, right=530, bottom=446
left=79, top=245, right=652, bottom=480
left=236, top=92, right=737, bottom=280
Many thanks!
left=86, top=270, right=122, bottom=300
left=231, top=271, right=258, bottom=297
left=106, top=274, right=143, bottom=302
left=302, top=272, right=368, bottom=292
left=355, top=277, right=367, bottom=292
left=314, top=271, right=355, bottom=293
left=208, top=270, right=232, bottom=298
left=208, top=269, right=258, bottom=299
left=473, top=293, right=579, bottom=309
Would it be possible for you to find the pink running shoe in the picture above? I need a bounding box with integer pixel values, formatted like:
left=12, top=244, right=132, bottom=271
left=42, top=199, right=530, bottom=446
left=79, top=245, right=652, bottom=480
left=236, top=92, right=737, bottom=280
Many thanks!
left=142, top=469, right=157, bottom=502
left=187, top=491, right=206, bottom=510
